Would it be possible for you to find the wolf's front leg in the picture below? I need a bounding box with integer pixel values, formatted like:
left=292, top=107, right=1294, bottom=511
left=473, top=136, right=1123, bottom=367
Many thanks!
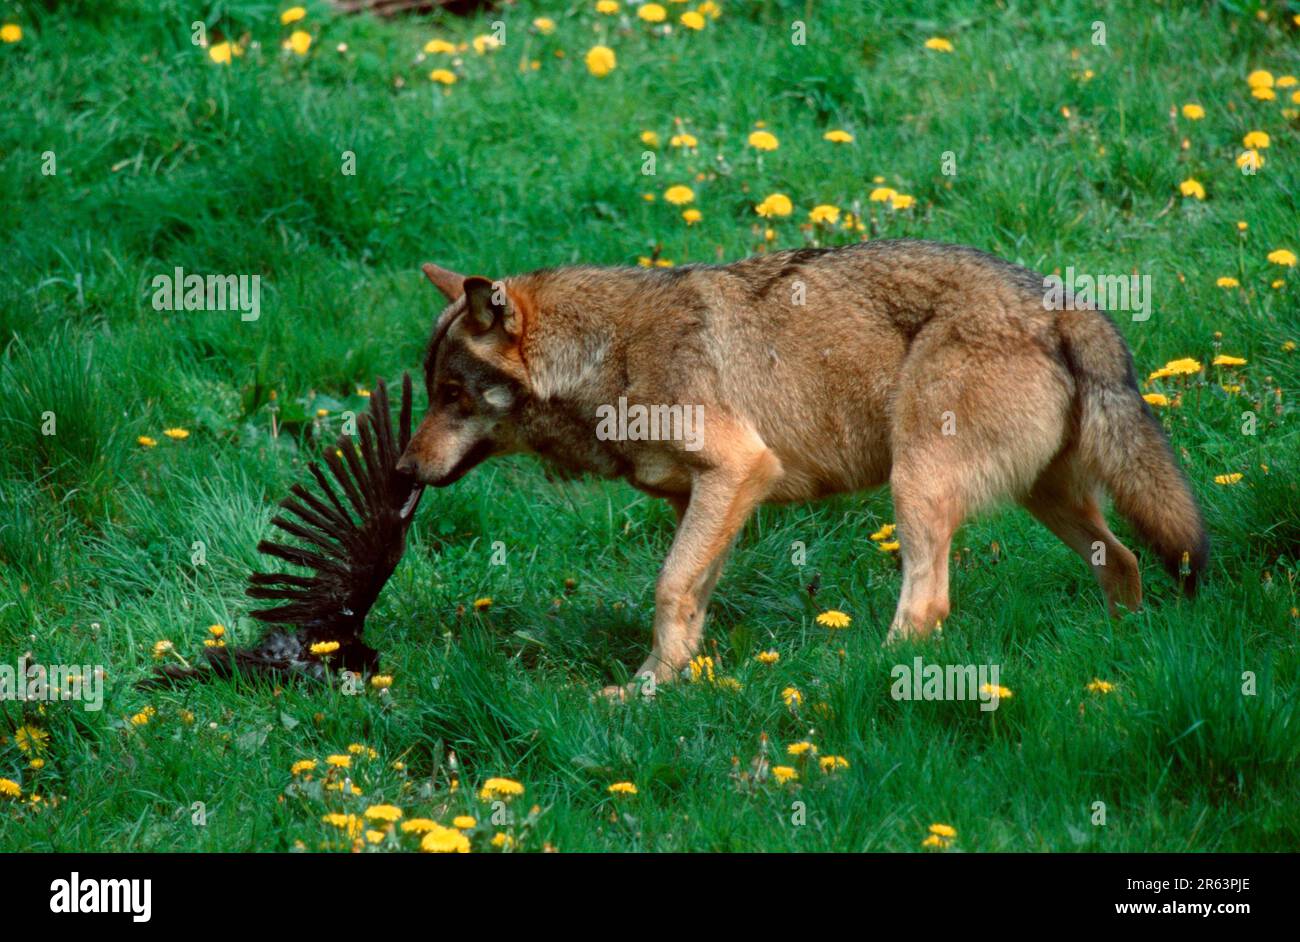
left=607, top=436, right=782, bottom=698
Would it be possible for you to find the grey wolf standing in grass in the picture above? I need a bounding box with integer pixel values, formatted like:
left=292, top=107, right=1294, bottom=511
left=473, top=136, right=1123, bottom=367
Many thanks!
left=397, top=240, right=1208, bottom=690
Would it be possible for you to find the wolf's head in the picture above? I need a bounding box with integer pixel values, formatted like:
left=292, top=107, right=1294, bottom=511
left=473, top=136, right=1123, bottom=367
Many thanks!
left=396, top=263, right=531, bottom=487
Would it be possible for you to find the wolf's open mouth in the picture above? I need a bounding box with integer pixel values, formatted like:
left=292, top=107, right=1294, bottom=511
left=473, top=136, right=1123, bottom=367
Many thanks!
left=399, top=485, right=423, bottom=520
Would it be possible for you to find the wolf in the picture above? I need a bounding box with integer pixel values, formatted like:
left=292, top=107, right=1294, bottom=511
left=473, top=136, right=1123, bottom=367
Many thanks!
left=396, top=240, right=1208, bottom=691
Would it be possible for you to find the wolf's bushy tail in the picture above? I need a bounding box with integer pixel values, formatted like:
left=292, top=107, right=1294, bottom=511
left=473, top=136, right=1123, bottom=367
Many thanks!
left=1057, top=308, right=1209, bottom=594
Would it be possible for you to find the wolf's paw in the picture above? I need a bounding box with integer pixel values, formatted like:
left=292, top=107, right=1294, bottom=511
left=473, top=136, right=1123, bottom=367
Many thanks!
left=596, top=672, right=659, bottom=702
left=884, top=620, right=943, bottom=646
left=597, top=683, right=633, bottom=702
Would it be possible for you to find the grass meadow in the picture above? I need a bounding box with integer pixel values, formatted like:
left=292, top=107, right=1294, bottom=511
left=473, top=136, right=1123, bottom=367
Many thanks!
left=1, top=0, right=1298, bottom=853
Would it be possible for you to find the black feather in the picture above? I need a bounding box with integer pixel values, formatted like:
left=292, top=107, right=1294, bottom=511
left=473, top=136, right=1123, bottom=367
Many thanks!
left=141, top=374, right=424, bottom=688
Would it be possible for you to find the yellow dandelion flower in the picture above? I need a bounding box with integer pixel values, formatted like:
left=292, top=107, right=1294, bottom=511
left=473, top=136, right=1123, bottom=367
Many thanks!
left=924, top=37, right=954, bottom=52
left=322, top=813, right=364, bottom=837
left=1267, top=249, right=1297, bottom=266
left=809, top=204, right=841, bottom=224
left=980, top=683, right=1013, bottom=699
left=585, top=45, right=616, bottom=77
left=755, top=650, right=780, bottom=664
left=889, top=192, right=916, bottom=210
left=922, top=833, right=951, bottom=849
left=680, top=11, right=705, bottom=30
left=137, top=435, right=157, bottom=448
left=816, top=609, right=851, bottom=629
left=472, top=34, right=501, bottom=55
left=370, top=674, right=393, bottom=690
left=163, top=428, right=189, bottom=440
left=819, top=755, right=850, bottom=772
left=755, top=193, right=793, bottom=217
left=422, top=825, right=471, bottom=853
left=452, top=815, right=477, bottom=829
left=1143, top=393, right=1170, bottom=407
left=1242, top=131, right=1270, bottom=150
left=1212, top=355, right=1246, bottom=367
left=1178, top=179, right=1205, bottom=200
left=638, top=3, right=667, bottom=23
left=771, top=765, right=799, bottom=784
left=1278, top=75, right=1298, bottom=88
left=929, top=822, right=957, bottom=838
left=491, top=832, right=515, bottom=849
left=401, top=818, right=438, bottom=833
left=877, top=540, right=901, bottom=552
left=325, top=754, right=351, bottom=768
left=748, top=130, right=779, bottom=151
left=608, top=782, right=638, bottom=795
left=1181, top=103, right=1205, bottom=120
left=640, top=130, right=660, bottom=147
left=425, top=39, right=456, bottom=54
left=291, top=759, right=317, bottom=776
left=823, top=129, right=854, bottom=143
left=664, top=185, right=694, bottom=205
left=1163, top=357, right=1202, bottom=375
left=0, top=23, right=22, bottom=43
left=0, top=779, right=23, bottom=798
left=310, top=641, right=340, bottom=655
left=1214, top=473, right=1243, bottom=485
left=1086, top=679, right=1115, bottom=693
left=596, top=0, right=619, bottom=12
left=698, top=0, right=721, bottom=17
left=787, top=741, right=818, bottom=757
left=151, top=639, right=173, bottom=659
left=870, top=523, right=896, bottom=541
left=1237, top=149, right=1265, bottom=172
left=15, top=725, right=48, bottom=753
left=363, top=804, right=403, bottom=823
left=781, top=686, right=802, bottom=707
left=208, top=42, right=234, bottom=65
left=1247, top=69, right=1274, bottom=89
left=280, top=7, right=307, bottom=25
left=1215, top=277, right=1239, bottom=288
left=479, top=777, right=525, bottom=801
left=682, top=208, right=702, bottom=225
left=284, top=30, right=311, bottom=56
left=670, top=132, right=698, bottom=148
left=869, top=186, right=897, bottom=202
left=472, top=597, right=493, bottom=611
left=1251, top=86, right=1276, bottom=100
left=429, top=69, right=457, bottom=85
left=533, top=17, right=556, bottom=34
left=689, top=654, right=715, bottom=683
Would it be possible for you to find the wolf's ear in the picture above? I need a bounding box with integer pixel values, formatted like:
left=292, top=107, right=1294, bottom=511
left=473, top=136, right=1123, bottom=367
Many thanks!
left=422, top=262, right=466, bottom=302
left=462, top=276, right=519, bottom=338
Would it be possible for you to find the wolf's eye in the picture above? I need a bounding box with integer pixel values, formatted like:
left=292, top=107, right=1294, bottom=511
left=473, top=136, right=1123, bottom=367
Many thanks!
left=437, top=382, right=462, bottom=406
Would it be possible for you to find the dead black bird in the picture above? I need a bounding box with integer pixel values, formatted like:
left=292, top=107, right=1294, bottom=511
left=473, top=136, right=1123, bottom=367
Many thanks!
left=143, top=374, right=424, bottom=687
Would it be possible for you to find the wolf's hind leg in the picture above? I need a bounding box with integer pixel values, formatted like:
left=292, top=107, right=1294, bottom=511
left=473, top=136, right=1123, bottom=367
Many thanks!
left=884, top=339, right=1072, bottom=643
left=1022, top=458, right=1142, bottom=613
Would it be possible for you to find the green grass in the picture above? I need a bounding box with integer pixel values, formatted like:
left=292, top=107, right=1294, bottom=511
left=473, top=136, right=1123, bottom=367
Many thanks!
left=1, top=0, right=1298, bottom=852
